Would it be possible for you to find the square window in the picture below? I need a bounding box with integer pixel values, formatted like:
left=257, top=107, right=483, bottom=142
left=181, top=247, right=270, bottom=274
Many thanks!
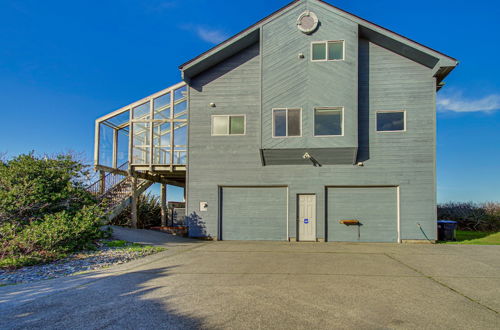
left=328, top=41, right=344, bottom=60
left=229, top=116, right=245, bottom=135
left=314, top=108, right=343, bottom=136
left=312, top=43, right=326, bottom=61
left=273, top=108, right=301, bottom=137
left=212, top=116, right=229, bottom=135
left=377, top=111, right=405, bottom=131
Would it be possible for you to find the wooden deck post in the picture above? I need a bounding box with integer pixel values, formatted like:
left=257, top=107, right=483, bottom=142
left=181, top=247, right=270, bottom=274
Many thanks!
left=161, top=183, right=167, bottom=227
left=99, top=170, right=106, bottom=195
left=112, top=128, right=118, bottom=169
left=131, top=176, right=138, bottom=229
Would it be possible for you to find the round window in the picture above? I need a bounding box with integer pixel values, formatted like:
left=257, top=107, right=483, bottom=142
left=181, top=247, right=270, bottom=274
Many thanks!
left=297, top=11, right=319, bottom=34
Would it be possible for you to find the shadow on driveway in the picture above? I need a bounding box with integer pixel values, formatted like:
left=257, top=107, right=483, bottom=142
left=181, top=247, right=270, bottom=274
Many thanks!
left=0, top=265, right=203, bottom=329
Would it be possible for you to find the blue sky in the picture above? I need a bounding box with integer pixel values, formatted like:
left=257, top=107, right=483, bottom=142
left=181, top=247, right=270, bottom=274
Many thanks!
left=0, top=0, right=499, bottom=203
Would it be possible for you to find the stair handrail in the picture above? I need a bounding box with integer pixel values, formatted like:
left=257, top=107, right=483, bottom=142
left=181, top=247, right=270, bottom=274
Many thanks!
left=86, top=161, right=129, bottom=197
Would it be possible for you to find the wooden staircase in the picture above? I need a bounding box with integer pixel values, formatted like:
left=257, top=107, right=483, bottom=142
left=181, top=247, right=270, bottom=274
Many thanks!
left=86, top=162, right=153, bottom=222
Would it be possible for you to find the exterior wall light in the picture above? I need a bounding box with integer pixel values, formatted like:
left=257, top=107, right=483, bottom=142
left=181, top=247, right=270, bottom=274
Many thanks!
left=209, top=102, right=216, bottom=107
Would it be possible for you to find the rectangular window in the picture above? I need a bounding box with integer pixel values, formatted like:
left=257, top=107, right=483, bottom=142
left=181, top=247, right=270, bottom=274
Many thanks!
left=314, top=107, right=343, bottom=136
left=376, top=111, right=406, bottom=132
left=211, top=115, right=246, bottom=136
left=311, top=41, right=344, bottom=61
left=273, top=108, right=302, bottom=137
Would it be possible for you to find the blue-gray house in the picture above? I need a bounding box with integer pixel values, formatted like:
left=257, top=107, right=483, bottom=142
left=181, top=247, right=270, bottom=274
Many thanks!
left=94, top=0, right=458, bottom=242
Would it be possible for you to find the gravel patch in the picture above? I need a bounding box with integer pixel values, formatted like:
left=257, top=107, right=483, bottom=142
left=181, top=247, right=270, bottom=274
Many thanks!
left=0, top=241, right=164, bottom=286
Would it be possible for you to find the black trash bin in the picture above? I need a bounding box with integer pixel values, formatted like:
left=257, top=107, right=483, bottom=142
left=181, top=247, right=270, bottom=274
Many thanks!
left=437, top=220, right=457, bottom=241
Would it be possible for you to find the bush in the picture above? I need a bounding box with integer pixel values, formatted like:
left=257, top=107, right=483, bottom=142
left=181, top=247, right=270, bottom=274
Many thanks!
left=438, top=202, right=500, bottom=232
left=0, top=206, right=107, bottom=269
left=0, top=152, right=95, bottom=225
left=0, top=152, right=107, bottom=269
left=111, top=192, right=162, bottom=229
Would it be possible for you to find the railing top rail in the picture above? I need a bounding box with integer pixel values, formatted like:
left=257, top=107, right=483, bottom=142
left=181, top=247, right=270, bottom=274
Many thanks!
left=86, top=161, right=129, bottom=195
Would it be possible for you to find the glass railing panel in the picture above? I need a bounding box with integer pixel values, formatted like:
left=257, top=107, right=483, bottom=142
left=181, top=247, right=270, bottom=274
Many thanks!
left=132, top=122, right=150, bottom=164
left=174, top=149, right=187, bottom=165
left=153, top=122, right=171, bottom=165
left=153, top=147, right=171, bottom=165
left=153, top=122, right=171, bottom=146
left=132, top=146, right=150, bottom=164
left=98, top=123, right=113, bottom=167
left=117, top=128, right=129, bottom=165
left=173, top=122, right=187, bottom=146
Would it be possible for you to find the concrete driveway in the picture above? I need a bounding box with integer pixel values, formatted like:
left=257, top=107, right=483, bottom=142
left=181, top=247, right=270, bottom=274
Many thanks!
left=1, top=233, right=499, bottom=329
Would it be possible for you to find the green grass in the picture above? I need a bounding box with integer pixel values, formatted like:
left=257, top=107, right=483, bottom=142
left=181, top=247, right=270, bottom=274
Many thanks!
left=0, top=252, right=66, bottom=270
left=103, top=240, right=129, bottom=248
left=0, top=256, right=42, bottom=269
left=443, top=230, right=500, bottom=245
left=104, top=240, right=165, bottom=253
left=125, top=245, right=165, bottom=253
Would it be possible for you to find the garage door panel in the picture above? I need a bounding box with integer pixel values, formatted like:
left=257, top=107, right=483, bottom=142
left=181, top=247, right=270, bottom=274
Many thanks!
left=221, top=187, right=287, bottom=241
left=327, top=187, right=397, bottom=242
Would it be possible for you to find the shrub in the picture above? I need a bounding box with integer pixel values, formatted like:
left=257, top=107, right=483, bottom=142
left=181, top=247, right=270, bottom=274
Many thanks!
left=111, top=192, right=162, bottom=229
left=0, top=206, right=107, bottom=268
left=0, top=152, right=107, bottom=269
left=438, top=202, right=500, bottom=232
left=0, top=152, right=95, bottom=225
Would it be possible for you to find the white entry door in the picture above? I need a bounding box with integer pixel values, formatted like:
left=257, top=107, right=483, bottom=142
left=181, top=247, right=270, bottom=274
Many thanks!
left=298, top=194, right=316, bottom=241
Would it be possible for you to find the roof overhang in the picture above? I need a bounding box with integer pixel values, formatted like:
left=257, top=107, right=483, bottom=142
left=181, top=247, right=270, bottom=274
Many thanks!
left=181, top=29, right=260, bottom=80
left=359, top=26, right=440, bottom=69
left=179, top=0, right=458, bottom=83
left=179, top=0, right=302, bottom=80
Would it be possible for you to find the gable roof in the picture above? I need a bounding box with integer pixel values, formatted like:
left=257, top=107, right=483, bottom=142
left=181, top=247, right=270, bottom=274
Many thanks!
left=179, top=0, right=458, bottom=85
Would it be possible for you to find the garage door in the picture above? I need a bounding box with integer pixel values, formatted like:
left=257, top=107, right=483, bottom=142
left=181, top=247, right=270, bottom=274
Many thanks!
left=221, top=187, right=287, bottom=241
left=327, top=187, right=397, bottom=242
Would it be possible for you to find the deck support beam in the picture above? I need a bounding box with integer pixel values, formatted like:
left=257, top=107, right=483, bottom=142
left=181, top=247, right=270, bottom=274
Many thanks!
left=94, top=164, right=184, bottom=186
left=99, top=171, right=106, bottom=195
left=112, top=128, right=118, bottom=169
left=131, top=176, right=138, bottom=229
left=161, top=183, right=167, bottom=227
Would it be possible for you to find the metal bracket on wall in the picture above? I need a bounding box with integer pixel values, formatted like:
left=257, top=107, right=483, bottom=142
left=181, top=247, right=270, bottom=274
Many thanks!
left=339, top=219, right=362, bottom=240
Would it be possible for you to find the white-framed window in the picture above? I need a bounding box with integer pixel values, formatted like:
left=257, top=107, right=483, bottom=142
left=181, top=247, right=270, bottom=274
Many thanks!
left=211, top=115, right=246, bottom=136
left=314, top=107, right=344, bottom=136
left=376, top=110, right=406, bottom=132
left=311, top=40, right=345, bottom=61
left=272, top=108, right=302, bottom=137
